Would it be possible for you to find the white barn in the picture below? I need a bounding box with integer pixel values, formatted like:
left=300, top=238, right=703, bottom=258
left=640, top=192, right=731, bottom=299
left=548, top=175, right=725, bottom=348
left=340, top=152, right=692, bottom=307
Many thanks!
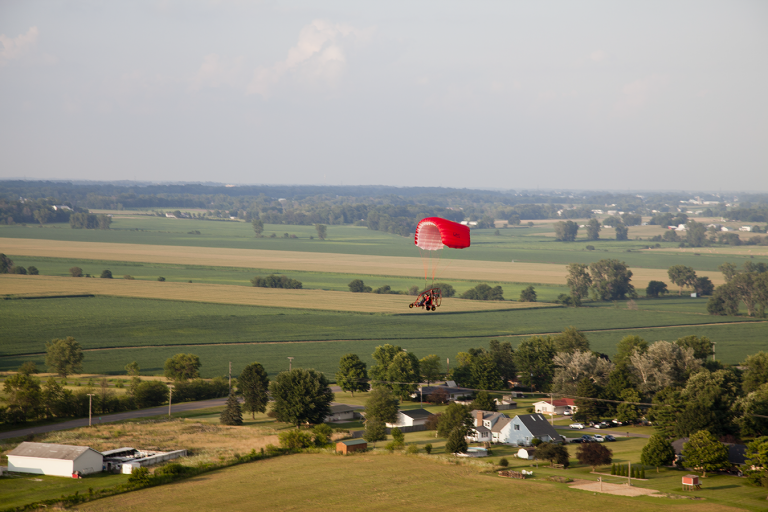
left=7, top=442, right=103, bottom=477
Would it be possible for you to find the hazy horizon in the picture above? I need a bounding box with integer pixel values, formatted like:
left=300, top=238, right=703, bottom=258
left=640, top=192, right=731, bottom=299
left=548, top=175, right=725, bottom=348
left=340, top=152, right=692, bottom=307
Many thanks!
left=1, top=1, right=766, bottom=191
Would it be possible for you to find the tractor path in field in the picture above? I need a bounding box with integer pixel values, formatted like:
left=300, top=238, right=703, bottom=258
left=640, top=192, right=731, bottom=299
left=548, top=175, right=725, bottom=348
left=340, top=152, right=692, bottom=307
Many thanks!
left=2, top=320, right=763, bottom=359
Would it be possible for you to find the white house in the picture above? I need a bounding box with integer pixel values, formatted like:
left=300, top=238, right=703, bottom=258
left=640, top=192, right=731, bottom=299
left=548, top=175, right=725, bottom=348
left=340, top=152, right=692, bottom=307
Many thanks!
left=495, top=414, right=561, bottom=446
left=533, top=398, right=577, bottom=415
left=467, top=410, right=510, bottom=443
left=8, top=442, right=103, bottom=477
left=386, top=409, right=435, bottom=428
left=740, top=226, right=752, bottom=232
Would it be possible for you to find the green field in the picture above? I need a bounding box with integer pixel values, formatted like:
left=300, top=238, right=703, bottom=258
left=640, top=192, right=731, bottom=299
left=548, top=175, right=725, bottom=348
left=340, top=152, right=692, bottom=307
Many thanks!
left=2, top=217, right=762, bottom=272
left=1, top=295, right=763, bottom=379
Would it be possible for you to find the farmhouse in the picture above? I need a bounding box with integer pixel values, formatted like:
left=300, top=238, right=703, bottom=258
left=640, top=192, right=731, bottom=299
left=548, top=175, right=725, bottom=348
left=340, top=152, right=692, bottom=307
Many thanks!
left=7, top=442, right=103, bottom=477
left=533, top=398, right=577, bottom=415
left=386, top=409, right=435, bottom=428
left=467, top=410, right=511, bottom=444
left=500, top=414, right=561, bottom=446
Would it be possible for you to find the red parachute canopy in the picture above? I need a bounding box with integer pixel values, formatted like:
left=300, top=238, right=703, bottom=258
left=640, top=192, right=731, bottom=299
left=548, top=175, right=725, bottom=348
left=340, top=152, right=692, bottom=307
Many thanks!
left=414, top=217, right=471, bottom=251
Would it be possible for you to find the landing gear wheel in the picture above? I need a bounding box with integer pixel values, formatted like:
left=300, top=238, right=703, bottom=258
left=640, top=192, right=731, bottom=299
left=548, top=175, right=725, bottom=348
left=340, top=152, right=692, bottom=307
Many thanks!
left=409, top=304, right=413, bottom=308
left=431, top=305, right=436, bottom=311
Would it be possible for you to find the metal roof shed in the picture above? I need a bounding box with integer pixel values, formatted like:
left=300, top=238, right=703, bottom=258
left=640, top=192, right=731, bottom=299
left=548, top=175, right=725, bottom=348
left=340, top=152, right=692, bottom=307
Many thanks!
left=7, top=442, right=103, bottom=477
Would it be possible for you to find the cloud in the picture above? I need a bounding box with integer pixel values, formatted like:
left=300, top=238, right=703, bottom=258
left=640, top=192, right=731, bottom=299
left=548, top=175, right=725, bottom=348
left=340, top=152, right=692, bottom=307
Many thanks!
left=192, top=53, right=245, bottom=90
left=247, top=19, right=372, bottom=97
left=0, top=26, right=39, bottom=65
left=614, top=74, right=668, bottom=115
left=590, top=50, right=607, bottom=62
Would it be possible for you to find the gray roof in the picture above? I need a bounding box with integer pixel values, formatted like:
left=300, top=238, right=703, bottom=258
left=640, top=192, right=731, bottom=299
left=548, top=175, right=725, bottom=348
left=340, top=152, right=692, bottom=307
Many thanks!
left=471, top=425, right=491, bottom=435
left=492, top=417, right=512, bottom=433
left=338, top=439, right=368, bottom=446
left=8, top=442, right=101, bottom=461
left=401, top=409, right=435, bottom=419
left=329, top=405, right=355, bottom=414
left=516, top=414, right=560, bottom=438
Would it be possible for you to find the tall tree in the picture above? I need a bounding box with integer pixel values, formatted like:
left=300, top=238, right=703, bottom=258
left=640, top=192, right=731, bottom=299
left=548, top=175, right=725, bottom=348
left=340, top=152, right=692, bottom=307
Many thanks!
left=674, top=336, right=714, bottom=360
left=0, top=253, right=14, bottom=274
left=239, top=362, right=270, bottom=419
left=364, top=386, right=399, bottom=424
left=553, top=326, right=590, bottom=354
left=566, top=263, right=592, bottom=305
left=641, top=434, right=676, bottom=472
left=363, top=418, right=387, bottom=447
left=589, top=259, right=635, bottom=301
left=45, top=337, right=84, bottom=377
left=586, top=218, right=601, bottom=241
left=252, top=218, right=264, bottom=236
left=269, top=368, right=334, bottom=427
left=336, top=354, right=370, bottom=396
left=536, top=442, right=570, bottom=468
left=470, top=356, right=504, bottom=390
left=613, top=335, right=648, bottom=368
left=514, top=336, right=556, bottom=391
left=163, top=353, right=201, bottom=381
left=370, top=344, right=420, bottom=400
left=574, top=377, right=600, bottom=422
left=445, top=426, right=469, bottom=454
left=315, top=223, right=327, bottom=240
left=2, top=373, right=42, bottom=423
left=489, top=340, right=517, bottom=384
left=437, top=402, right=472, bottom=438
left=518, top=286, right=536, bottom=302
left=682, top=430, right=730, bottom=477
left=419, top=354, right=442, bottom=385
left=743, top=352, right=768, bottom=393
left=645, top=280, right=668, bottom=298
left=685, top=220, right=708, bottom=247
left=470, top=390, right=497, bottom=412
left=615, top=223, right=629, bottom=241
left=668, top=265, right=697, bottom=295
left=220, top=391, right=243, bottom=425
left=125, top=361, right=140, bottom=376
left=554, top=220, right=579, bottom=242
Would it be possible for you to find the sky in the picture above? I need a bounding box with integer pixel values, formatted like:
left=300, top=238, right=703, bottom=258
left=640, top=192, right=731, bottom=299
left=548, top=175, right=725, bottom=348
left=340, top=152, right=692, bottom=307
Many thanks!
left=0, top=0, right=766, bottom=191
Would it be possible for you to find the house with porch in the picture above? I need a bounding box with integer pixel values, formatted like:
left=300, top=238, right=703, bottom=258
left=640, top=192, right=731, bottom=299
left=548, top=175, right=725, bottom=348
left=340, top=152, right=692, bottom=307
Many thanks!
left=533, top=398, right=577, bottom=415
left=467, top=410, right=510, bottom=443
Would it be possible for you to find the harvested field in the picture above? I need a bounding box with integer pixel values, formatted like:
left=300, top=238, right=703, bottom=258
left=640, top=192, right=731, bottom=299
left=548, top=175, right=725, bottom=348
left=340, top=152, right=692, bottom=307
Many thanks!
left=642, top=246, right=768, bottom=257
left=0, top=238, right=724, bottom=287
left=0, top=275, right=541, bottom=314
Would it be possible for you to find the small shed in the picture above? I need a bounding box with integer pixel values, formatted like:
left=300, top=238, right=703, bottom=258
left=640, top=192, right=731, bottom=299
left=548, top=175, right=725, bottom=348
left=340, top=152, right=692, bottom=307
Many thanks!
left=7, top=442, right=103, bottom=477
left=682, top=474, right=701, bottom=490
left=336, top=439, right=368, bottom=455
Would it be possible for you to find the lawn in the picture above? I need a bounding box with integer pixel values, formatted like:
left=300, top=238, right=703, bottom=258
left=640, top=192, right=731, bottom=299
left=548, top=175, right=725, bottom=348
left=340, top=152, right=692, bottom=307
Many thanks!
left=72, top=451, right=756, bottom=512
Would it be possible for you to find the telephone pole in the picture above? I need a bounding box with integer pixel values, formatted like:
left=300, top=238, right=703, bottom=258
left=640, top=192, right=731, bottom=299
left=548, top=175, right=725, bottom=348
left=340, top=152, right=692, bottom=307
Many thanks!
left=87, top=394, right=95, bottom=427
left=287, top=357, right=294, bottom=372
left=168, top=385, right=174, bottom=417
left=228, top=361, right=232, bottom=391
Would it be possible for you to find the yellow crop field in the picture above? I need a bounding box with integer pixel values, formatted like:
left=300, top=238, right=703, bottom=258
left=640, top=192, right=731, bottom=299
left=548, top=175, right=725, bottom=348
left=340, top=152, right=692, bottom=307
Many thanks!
left=0, top=275, right=544, bottom=314
left=0, top=238, right=723, bottom=287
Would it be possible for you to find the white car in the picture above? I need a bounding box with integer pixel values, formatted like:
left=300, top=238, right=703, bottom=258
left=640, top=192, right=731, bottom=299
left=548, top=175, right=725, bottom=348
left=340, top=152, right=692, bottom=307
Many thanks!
left=569, top=423, right=585, bottom=429
left=563, top=410, right=572, bottom=416
left=593, top=435, right=605, bottom=442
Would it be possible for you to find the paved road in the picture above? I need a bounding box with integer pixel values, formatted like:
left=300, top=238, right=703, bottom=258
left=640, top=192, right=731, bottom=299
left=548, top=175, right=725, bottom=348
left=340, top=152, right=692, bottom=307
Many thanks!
left=0, top=397, right=228, bottom=441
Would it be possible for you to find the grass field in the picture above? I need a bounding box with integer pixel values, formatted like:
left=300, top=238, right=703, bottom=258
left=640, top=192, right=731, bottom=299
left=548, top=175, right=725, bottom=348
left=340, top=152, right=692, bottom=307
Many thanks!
left=0, top=237, right=727, bottom=287
left=72, top=451, right=755, bottom=512
left=0, top=275, right=535, bottom=314
left=1, top=295, right=763, bottom=379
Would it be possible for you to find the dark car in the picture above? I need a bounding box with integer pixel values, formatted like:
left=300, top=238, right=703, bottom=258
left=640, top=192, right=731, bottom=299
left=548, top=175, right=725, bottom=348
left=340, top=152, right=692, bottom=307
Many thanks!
left=605, top=435, right=616, bottom=442
left=568, top=437, right=582, bottom=443
left=581, top=434, right=593, bottom=442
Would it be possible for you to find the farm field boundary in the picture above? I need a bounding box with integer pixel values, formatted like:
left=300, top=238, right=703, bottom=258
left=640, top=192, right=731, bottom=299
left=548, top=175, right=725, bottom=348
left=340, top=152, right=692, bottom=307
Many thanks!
left=0, top=275, right=541, bottom=314
left=0, top=237, right=725, bottom=287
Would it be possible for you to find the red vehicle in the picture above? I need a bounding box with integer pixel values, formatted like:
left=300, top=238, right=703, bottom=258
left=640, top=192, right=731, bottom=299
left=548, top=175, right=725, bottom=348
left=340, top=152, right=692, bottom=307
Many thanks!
left=409, top=288, right=442, bottom=312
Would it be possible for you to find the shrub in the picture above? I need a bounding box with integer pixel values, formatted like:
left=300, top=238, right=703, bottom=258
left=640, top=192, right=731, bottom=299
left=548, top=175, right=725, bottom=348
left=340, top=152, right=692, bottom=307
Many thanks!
left=312, top=424, right=334, bottom=447
left=586, top=245, right=595, bottom=251
left=100, top=269, right=113, bottom=279
left=499, top=458, right=509, bottom=467
left=123, top=275, right=135, bottom=280
left=424, top=443, right=433, bottom=454
left=69, top=266, right=83, bottom=277
left=391, top=428, right=405, bottom=447
left=27, top=265, right=39, bottom=275
left=11, top=265, right=27, bottom=274
left=519, top=285, right=536, bottom=302
left=278, top=430, right=313, bottom=450
left=462, top=283, right=504, bottom=301
left=157, top=276, right=166, bottom=282
left=128, top=467, right=153, bottom=486
left=348, top=279, right=372, bottom=293
left=251, top=274, right=302, bottom=289
left=406, top=444, right=419, bottom=454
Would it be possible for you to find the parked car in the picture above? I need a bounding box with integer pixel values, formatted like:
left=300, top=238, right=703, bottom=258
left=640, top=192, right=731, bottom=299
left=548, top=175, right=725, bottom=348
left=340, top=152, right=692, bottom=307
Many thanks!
left=605, top=435, right=616, bottom=442
left=600, top=421, right=611, bottom=428
left=592, top=423, right=602, bottom=429
left=593, top=435, right=605, bottom=442
left=569, top=423, right=585, bottom=429
left=568, top=437, right=582, bottom=443
left=581, top=434, right=593, bottom=442
left=611, top=419, right=623, bottom=426
left=563, top=410, right=572, bottom=416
